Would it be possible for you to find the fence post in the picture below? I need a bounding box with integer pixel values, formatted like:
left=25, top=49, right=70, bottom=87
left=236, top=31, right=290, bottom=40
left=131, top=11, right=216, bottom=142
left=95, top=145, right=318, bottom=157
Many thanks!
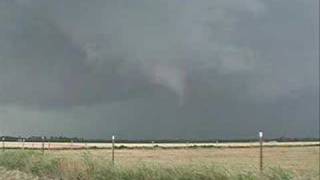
left=71, top=140, right=73, bottom=149
left=22, top=138, right=25, bottom=150
left=259, top=131, right=263, bottom=172
left=42, top=136, right=45, bottom=155
left=2, top=137, right=4, bottom=152
left=112, top=135, right=115, bottom=165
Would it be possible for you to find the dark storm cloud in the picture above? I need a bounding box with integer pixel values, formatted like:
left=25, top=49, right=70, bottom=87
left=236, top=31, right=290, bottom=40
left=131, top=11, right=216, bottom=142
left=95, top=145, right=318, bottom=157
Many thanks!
left=0, top=0, right=318, bottom=139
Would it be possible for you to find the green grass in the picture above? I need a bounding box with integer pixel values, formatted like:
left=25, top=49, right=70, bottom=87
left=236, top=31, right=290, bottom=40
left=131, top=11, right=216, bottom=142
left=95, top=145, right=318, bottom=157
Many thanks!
left=0, top=150, right=300, bottom=180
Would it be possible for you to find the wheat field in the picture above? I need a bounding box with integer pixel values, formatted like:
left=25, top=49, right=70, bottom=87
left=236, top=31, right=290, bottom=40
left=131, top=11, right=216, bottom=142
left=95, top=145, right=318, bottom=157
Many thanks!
left=0, top=145, right=318, bottom=179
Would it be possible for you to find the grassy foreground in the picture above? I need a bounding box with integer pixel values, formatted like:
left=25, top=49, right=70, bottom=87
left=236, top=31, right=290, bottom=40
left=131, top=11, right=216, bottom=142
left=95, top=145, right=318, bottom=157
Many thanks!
left=0, top=150, right=314, bottom=180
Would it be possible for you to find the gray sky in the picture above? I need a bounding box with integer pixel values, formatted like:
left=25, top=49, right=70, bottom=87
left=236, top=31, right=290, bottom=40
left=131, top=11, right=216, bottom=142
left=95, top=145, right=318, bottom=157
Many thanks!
left=0, top=0, right=318, bottom=139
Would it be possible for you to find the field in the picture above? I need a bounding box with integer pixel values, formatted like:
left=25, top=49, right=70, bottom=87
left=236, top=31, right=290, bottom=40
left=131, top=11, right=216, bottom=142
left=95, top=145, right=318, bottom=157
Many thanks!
left=0, top=142, right=318, bottom=180
left=2, top=141, right=319, bottom=149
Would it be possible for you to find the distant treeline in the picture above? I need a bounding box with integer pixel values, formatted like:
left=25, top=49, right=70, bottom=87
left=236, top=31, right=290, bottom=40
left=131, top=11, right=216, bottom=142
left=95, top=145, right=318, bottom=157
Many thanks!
left=1, top=136, right=319, bottom=143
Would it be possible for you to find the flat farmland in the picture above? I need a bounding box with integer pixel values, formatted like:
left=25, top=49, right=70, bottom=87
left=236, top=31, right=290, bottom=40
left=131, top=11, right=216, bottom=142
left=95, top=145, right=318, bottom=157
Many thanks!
left=2, top=141, right=319, bottom=149
left=50, top=146, right=319, bottom=177
left=0, top=142, right=318, bottom=179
